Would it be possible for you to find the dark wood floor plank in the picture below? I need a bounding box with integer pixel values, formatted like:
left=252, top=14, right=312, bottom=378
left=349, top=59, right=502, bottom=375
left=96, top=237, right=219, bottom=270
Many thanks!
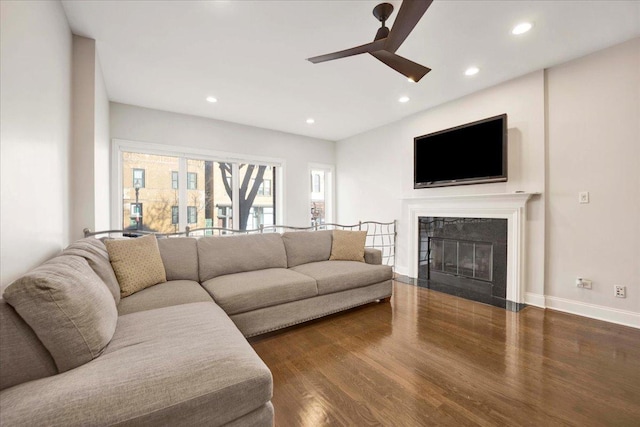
left=250, top=281, right=640, bottom=426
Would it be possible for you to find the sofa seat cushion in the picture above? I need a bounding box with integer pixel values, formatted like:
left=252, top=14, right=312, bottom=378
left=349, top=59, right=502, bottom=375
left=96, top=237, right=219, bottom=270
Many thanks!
left=202, top=268, right=318, bottom=315
left=117, top=280, right=213, bottom=316
left=0, top=302, right=273, bottom=427
left=291, top=260, right=393, bottom=295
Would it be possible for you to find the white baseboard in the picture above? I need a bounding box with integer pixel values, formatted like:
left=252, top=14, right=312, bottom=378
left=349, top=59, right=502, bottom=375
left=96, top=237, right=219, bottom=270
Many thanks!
left=524, top=292, right=546, bottom=308
left=543, top=296, right=639, bottom=329
left=393, top=276, right=639, bottom=329
left=394, top=265, right=408, bottom=276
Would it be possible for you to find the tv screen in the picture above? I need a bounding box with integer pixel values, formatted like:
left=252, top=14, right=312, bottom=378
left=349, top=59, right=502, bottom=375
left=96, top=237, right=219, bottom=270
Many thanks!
left=414, top=114, right=507, bottom=188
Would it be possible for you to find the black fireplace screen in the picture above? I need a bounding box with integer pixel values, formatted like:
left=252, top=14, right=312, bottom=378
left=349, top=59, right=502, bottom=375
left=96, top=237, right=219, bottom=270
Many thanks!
left=417, top=216, right=509, bottom=308
left=428, top=237, right=493, bottom=282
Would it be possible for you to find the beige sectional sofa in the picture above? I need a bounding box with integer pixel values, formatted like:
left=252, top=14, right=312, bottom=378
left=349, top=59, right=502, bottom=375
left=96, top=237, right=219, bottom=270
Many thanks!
left=0, top=230, right=393, bottom=426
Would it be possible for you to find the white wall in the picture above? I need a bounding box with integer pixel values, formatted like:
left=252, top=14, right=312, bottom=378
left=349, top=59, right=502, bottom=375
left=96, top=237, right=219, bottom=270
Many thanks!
left=110, top=103, right=335, bottom=227
left=0, top=1, right=73, bottom=289
left=337, top=38, right=639, bottom=327
left=336, top=71, right=546, bottom=299
left=71, top=35, right=110, bottom=239
left=545, top=38, right=639, bottom=324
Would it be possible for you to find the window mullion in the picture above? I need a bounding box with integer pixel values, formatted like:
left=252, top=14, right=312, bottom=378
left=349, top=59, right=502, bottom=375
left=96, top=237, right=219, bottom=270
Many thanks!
left=231, top=163, right=240, bottom=230
left=178, top=158, right=187, bottom=231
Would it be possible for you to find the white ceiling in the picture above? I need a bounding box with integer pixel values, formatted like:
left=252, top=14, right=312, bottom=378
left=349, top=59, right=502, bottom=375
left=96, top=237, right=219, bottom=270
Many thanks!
left=61, top=1, right=640, bottom=141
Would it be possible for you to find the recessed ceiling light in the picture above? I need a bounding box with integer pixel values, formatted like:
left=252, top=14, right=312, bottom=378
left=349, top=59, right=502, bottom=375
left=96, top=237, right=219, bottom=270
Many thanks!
left=464, top=67, right=479, bottom=76
left=407, top=77, right=415, bottom=83
left=398, top=96, right=410, bottom=103
left=512, top=22, right=533, bottom=35
left=206, top=96, right=217, bottom=103
left=306, top=118, right=315, bottom=124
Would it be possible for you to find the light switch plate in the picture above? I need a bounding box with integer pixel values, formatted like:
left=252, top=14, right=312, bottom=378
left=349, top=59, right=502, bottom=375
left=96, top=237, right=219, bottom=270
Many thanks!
left=579, top=191, right=590, bottom=204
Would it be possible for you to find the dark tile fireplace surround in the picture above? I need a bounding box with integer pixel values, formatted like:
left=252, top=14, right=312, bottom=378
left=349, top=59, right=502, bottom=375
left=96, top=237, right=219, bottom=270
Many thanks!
left=411, top=216, right=525, bottom=311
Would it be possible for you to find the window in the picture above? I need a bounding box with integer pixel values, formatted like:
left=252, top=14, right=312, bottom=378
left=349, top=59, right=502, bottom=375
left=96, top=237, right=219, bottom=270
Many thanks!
left=130, top=203, right=142, bottom=216
left=122, top=152, right=179, bottom=233
left=171, top=171, right=178, bottom=189
left=251, top=178, right=272, bottom=196
left=171, top=206, right=179, bottom=225
left=310, top=167, right=333, bottom=227
left=130, top=203, right=143, bottom=230
left=187, top=172, right=197, bottom=190
left=312, top=173, right=321, bottom=193
left=187, top=206, right=197, bottom=224
left=257, top=179, right=272, bottom=196
left=133, top=168, right=145, bottom=188
left=118, top=144, right=282, bottom=233
left=239, top=164, right=276, bottom=230
left=217, top=206, right=232, bottom=218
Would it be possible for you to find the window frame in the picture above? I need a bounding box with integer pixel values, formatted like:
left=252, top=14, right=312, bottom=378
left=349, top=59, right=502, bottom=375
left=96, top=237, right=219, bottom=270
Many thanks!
left=112, top=139, right=285, bottom=231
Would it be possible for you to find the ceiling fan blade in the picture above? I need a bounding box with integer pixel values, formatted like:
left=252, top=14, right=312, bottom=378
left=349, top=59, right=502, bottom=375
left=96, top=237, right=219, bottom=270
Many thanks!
left=307, top=39, right=386, bottom=64
left=385, top=0, right=433, bottom=53
left=369, top=50, right=431, bottom=82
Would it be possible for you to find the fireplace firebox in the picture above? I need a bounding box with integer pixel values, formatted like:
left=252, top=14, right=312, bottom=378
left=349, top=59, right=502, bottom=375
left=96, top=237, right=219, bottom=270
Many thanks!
left=418, top=217, right=513, bottom=309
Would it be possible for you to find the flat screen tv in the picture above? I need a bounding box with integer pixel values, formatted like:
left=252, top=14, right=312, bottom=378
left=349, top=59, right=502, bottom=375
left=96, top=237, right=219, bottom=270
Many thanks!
left=414, top=114, right=507, bottom=188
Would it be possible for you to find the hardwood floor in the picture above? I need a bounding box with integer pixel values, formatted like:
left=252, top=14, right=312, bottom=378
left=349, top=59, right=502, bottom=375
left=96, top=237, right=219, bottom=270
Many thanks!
left=250, top=281, right=640, bottom=426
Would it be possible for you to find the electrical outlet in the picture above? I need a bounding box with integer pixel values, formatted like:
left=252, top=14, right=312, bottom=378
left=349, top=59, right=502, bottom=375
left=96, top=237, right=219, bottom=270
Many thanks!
left=576, top=278, right=592, bottom=289
left=614, top=285, right=626, bottom=298
left=579, top=191, right=590, bottom=204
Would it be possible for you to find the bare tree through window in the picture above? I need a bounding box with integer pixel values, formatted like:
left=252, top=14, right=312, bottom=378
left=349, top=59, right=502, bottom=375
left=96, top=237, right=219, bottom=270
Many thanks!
left=219, top=163, right=267, bottom=230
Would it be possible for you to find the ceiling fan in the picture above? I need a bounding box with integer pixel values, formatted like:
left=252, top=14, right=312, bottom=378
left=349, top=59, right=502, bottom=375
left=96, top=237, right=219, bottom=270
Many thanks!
left=307, top=0, right=433, bottom=82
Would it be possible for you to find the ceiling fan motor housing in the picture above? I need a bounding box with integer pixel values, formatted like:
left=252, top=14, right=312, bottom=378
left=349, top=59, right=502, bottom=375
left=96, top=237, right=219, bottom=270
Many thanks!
left=373, top=3, right=394, bottom=23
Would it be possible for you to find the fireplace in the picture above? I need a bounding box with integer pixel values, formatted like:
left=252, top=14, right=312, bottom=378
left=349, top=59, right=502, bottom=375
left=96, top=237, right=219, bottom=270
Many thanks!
left=405, top=192, right=537, bottom=308
left=418, top=216, right=514, bottom=309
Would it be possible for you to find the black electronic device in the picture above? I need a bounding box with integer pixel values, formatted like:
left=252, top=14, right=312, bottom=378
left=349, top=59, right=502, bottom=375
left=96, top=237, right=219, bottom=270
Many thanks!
left=414, top=114, right=508, bottom=188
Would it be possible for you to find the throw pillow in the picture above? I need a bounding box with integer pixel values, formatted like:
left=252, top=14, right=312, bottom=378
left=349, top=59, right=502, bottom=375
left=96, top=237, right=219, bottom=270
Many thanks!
left=3, top=255, right=118, bottom=373
left=329, top=230, right=367, bottom=262
left=104, top=234, right=167, bottom=297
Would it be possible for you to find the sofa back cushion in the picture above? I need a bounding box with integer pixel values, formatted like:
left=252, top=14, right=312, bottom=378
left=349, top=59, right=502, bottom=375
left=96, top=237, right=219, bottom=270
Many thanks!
left=157, top=237, right=199, bottom=282
left=281, top=230, right=333, bottom=268
left=62, top=237, right=121, bottom=304
left=0, top=299, right=57, bottom=391
left=198, top=233, right=287, bottom=282
left=3, top=255, right=118, bottom=373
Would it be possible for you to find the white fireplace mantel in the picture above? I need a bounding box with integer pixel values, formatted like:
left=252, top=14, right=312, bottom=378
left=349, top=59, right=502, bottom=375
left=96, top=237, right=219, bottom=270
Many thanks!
left=405, top=192, right=539, bottom=304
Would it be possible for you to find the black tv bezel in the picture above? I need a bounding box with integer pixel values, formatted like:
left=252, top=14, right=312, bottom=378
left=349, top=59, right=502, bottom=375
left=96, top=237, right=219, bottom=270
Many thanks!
left=413, top=113, right=508, bottom=189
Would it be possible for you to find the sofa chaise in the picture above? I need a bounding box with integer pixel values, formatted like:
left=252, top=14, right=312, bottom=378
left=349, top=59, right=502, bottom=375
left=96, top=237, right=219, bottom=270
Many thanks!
left=0, top=229, right=393, bottom=426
